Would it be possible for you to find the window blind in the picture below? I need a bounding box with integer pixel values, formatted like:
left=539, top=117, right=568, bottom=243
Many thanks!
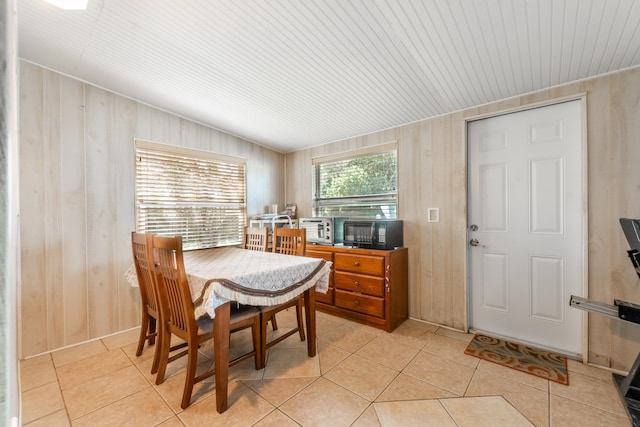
left=135, top=140, right=246, bottom=250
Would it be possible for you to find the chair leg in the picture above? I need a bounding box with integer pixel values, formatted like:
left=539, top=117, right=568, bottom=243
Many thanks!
left=251, top=317, right=262, bottom=370
left=296, top=298, right=306, bottom=341
left=148, top=317, right=157, bottom=346
left=152, top=326, right=190, bottom=376
left=260, top=313, right=270, bottom=369
left=136, top=311, right=150, bottom=357
left=150, top=319, right=163, bottom=375
left=270, top=314, right=278, bottom=330
left=180, top=342, right=200, bottom=409
left=154, top=326, right=172, bottom=385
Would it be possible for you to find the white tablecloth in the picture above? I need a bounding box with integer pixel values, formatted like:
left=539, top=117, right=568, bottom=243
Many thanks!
left=126, top=246, right=331, bottom=319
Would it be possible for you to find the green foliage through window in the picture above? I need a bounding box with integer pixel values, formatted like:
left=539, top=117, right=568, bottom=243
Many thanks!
left=313, top=146, right=397, bottom=219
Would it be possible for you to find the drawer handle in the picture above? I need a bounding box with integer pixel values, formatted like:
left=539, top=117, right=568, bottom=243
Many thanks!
left=354, top=300, right=360, bottom=305
left=354, top=281, right=359, bottom=286
left=354, top=261, right=360, bottom=266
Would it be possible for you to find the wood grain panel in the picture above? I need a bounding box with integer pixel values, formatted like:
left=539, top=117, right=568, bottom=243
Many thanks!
left=42, top=70, right=65, bottom=349
left=114, top=96, right=139, bottom=330
left=451, top=111, right=468, bottom=331
left=20, top=63, right=47, bottom=356
left=416, top=120, right=434, bottom=322
left=85, top=86, right=119, bottom=338
left=582, top=75, right=614, bottom=367
left=396, top=123, right=421, bottom=317
left=60, top=75, right=89, bottom=346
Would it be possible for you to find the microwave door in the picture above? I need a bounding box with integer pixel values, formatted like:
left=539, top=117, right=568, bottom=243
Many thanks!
left=372, top=222, right=380, bottom=248
left=367, top=223, right=375, bottom=247
left=361, top=222, right=375, bottom=247
left=314, top=220, right=325, bottom=240
left=301, top=218, right=328, bottom=244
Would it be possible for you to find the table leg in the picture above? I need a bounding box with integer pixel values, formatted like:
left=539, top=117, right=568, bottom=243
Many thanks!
left=213, top=301, right=231, bottom=413
left=304, top=285, right=316, bottom=357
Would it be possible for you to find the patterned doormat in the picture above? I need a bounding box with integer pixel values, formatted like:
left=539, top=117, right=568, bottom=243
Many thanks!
left=464, top=334, right=569, bottom=385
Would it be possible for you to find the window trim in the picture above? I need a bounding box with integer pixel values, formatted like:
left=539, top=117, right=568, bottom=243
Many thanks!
left=136, top=139, right=245, bottom=165
left=311, top=141, right=398, bottom=218
left=311, top=141, right=397, bottom=165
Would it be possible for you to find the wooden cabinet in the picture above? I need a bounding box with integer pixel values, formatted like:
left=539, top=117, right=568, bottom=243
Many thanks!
left=306, top=245, right=408, bottom=332
left=305, top=248, right=334, bottom=305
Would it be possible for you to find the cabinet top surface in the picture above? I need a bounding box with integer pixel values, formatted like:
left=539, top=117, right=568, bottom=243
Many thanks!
left=306, top=245, right=407, bottom=256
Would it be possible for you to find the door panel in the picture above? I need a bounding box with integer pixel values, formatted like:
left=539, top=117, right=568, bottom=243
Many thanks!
left=468, top=100, right=584, bottom=356
left=479, top=163, right=508, bottom=232
left=481, top=253, right=509, bottom=311
left=530, top=255, right=564, bottom=321
left=531, top=157, right=563, bottom=234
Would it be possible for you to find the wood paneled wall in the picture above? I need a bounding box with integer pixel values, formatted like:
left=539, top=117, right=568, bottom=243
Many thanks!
left=285, top=66, right=640, bottom=372
left=19, top=61, right=285, bottom=358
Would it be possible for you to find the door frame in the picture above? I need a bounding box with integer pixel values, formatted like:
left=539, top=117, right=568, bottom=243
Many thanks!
left=463, top=94, right=589, bottom=361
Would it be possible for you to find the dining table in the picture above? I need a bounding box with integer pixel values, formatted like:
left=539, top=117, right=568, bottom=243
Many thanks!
left=126, top=245, right=331, bottom=413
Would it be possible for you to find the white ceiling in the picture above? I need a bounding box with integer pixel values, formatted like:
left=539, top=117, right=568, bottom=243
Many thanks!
left=18, top=0, right=640, bottom=153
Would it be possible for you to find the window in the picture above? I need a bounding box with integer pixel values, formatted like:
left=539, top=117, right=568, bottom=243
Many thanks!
left=135, top=140, right=246, bottom=250
left=312, top=142, right=397, bottom=218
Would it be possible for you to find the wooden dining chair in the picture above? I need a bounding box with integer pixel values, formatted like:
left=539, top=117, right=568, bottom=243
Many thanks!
left=131, top=232, right=162, bottom=373
left=244, top=226, right=286, bottom=330
left=150, top=235, right=261, bottom=409
left=132, top=231, right=189, bottom=376
left=258, top=227, right=307, bottom=367
left=243, top=226, right=268, bottom=252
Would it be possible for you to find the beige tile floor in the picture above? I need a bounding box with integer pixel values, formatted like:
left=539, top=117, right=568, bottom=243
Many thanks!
left=21, top=310, right=632, bottom=426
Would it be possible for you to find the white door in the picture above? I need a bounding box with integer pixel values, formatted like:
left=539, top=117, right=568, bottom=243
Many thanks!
left=467, top=100, right=584, bottom=356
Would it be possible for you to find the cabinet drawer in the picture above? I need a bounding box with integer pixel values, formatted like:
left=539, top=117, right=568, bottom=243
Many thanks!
left=334, top=272, right=384, bottom=297
left=335, top=290, right=384, bottom=318
left=334, top=253, right=384, bottom=276
left=315, top=286, right=334, bottom=305
left=306, top=249, right=333, bottom=262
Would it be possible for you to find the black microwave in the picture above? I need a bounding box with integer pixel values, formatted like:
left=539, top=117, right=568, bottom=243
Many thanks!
left=343, top=220, right=403, bottom=250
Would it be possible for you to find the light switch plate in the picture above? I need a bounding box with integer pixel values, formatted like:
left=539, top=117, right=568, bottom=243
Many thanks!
left=428, top=208, right=439, bottom=223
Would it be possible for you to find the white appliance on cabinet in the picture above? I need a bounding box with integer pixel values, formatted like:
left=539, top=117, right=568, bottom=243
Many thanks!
left=249, top=214, right=298, bottom=234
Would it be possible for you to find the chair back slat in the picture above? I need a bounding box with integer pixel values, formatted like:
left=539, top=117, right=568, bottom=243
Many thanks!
left=132, top=232, right=159, bottom=314
left=244, top=227, right=268, bottom=252
left=151, top=235, right=196, bottom=339
left=273, top=228, right=306, bottom=256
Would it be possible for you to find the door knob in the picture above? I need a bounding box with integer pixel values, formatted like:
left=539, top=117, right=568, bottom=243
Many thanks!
left=469, top=224, right=478, bottom=231
left=470, top=238, right=487, bottom=248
